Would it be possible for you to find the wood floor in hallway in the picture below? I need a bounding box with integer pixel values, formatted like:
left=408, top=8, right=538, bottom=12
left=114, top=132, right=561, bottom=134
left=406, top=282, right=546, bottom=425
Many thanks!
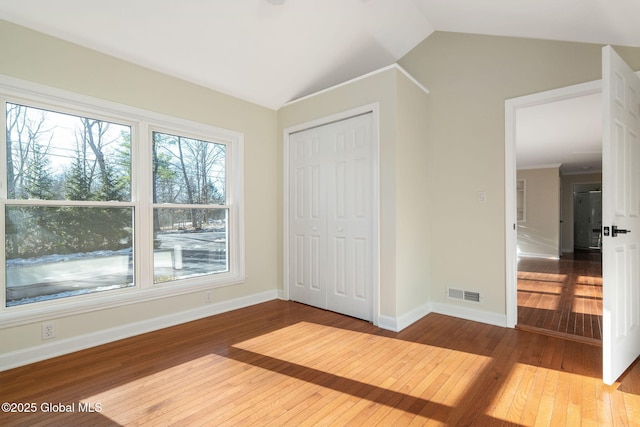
left=517, top=250, right=603, bottom=345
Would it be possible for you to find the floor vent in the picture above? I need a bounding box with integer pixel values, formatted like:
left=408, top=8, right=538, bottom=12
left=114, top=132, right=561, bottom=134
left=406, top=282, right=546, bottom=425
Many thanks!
left=447, top=288, right=482, bottom=303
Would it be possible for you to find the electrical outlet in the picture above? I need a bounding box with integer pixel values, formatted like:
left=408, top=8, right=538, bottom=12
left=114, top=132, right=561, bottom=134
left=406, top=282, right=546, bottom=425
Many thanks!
left=42, top=321, right=55, bottom=340
left=205, top=291, right=213, bottom=304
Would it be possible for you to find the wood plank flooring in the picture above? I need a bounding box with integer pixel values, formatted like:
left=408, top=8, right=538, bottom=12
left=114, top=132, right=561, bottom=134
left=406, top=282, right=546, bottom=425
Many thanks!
left=517, top=251, right=603, bottom=345
left=2, top=300, right=639, bottom=426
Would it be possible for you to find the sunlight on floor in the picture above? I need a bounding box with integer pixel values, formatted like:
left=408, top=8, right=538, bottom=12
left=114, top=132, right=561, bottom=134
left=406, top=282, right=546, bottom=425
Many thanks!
left=576, top=275, right=603, bottom=286
left=483, top=362, right=590, bottom=425
left=573, top=283, right=602, bottom=296
left=83, top=353, right=244, bottom=424
left=517, top=272, right=568, bottom=283
left=518, top=291, right=561, bottom=310
left=232, top=322, right=492, bottom=408
left=571, top=296, right=602, bottom=316
left=517, top=281, right=565, bottom=293
left=83, top=321, right=498, bottom=424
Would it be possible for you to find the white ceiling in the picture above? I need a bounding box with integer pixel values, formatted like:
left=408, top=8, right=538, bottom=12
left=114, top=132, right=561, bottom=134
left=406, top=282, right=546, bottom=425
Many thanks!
left=1, top=0, right=638, bottom=110
left=516, top=93, right=603, bottom=174
left=1, top=0, right=638, bottom=172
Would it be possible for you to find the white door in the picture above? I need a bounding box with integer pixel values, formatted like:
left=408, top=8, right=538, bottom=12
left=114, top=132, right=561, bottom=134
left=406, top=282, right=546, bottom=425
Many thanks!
left=602, top=46, right=640, bottom=385
left=289, top=113, right=374, bottom=321
left=290, top=124, right=326, bottom=310
left=324, top=115, right=374, bottom=320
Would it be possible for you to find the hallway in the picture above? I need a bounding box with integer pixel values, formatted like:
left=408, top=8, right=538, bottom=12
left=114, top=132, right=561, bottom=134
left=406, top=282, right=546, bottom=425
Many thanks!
left=517, top=251, right=602, bottom=345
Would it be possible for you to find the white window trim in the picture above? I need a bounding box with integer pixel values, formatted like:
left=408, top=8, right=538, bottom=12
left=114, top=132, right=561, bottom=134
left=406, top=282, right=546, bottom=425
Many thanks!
left=0, top=74, right=245, bottom=328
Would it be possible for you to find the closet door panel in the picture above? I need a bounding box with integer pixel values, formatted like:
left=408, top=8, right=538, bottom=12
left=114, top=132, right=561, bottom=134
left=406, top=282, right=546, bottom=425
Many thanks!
left=289, top=113, right=374, bottom=322
left=325, top=114, right=374, bottom=321
left=289, top=129, right=326, bottom=308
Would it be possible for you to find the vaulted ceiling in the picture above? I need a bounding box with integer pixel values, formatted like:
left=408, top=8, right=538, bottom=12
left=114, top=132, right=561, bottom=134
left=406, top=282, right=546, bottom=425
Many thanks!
left=1, top=0, right=638, bottom=174
left=0, top=0, right=638, bottom=110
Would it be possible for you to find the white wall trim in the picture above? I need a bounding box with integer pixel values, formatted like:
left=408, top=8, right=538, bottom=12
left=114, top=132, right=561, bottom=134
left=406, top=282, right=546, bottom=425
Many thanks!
left=378, top=301, right=508, bottom=332
left=376, top=314, right=399, bottom=332
left=395, top=64, right=431, bottom=96
left=377, top=303, right=432, bottom=332
left=431, top=302, right=508, bottom=328
left=0, top=290, right=278, bottom=372
left=395, top=304, right=432, bottom=331
left=505, top=79, right=601, bottom=328
left=282, top=63, right=429, bottom=108
left=517, top=252, right=561, bottom=260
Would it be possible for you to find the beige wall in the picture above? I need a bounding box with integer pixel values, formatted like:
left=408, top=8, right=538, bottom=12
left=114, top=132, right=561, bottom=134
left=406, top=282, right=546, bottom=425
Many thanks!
left=399, top=32, right=640, bottom=315
left=516, top=167, right=561, bottom=258
left=2, top=19, right=640, bottom=359
left=394, top=72, right=430, bottom=315
left=0, top=20, right=279, bottom=354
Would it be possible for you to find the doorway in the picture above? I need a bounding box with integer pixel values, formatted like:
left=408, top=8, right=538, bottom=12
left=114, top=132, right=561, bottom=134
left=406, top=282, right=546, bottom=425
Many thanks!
left=514, top=174, right=603, bottom=342
left=507, top=49, right=640, bottom=385
left=505, top=80, right=601, bottom=328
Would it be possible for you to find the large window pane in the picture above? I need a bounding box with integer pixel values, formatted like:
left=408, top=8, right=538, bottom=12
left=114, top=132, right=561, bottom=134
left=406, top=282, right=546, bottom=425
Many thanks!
left=153, top=132, right=226, bottom=205
left=6, top=103, right=131, bottom=201
left=5, top=206, right=134, bottom=306
left=154, top=208, right=228, bottom=283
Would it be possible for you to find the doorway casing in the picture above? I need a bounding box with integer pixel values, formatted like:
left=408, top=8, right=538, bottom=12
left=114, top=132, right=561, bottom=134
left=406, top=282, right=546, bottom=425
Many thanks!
left=504, top=80, right=601, bottom=328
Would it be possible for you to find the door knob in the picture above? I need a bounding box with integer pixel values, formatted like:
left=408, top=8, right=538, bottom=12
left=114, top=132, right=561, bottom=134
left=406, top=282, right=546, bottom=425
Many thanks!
left=612, top=225, right=631, bottom=237
left=337, top=227, right=344, bottom=232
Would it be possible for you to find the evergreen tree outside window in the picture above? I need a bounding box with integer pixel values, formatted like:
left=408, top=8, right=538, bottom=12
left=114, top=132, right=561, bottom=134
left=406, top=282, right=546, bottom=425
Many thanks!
left=1, top=78, right=244, bottom=321
left=4, top=103, right=133, bottom=306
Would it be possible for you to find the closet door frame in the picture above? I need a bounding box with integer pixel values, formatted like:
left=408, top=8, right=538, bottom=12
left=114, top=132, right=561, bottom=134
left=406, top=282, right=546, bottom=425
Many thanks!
left=283, top=103, right=380, bottom=325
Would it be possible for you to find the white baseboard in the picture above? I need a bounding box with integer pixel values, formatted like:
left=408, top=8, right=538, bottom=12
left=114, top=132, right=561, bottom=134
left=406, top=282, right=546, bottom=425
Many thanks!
left=0, top=290, right=278, bottom=372
left=377, top=314, right=399, bottom=331
left=430, top=302, right=507, bottom=328
left=377, top=303, right=431, bottom=332
left=517, top=252, right=560, bottom=260
left=377, top=301, right=506, bottom=332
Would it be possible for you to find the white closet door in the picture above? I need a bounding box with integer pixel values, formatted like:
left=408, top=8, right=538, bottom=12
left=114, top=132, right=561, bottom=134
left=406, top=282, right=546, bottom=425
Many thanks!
left=289, top=113, right=374, bottom=321
left=289, top=126, right=326, bottom=309
left=325, top=114, right=373, bottom=321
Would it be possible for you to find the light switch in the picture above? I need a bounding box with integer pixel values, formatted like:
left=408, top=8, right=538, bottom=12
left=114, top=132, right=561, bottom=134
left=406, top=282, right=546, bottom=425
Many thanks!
left=478, top=191, right=486, bottom=203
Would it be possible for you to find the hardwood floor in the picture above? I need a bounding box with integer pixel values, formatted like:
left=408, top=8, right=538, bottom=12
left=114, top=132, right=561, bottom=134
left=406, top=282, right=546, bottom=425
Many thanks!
left=517, top=251, right=603, bottom=345
left=2, top=300, right=639, bottom=426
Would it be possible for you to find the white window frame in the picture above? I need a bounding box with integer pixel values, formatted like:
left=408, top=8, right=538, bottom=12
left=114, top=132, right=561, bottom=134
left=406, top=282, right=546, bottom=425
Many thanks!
left=0, top=75, right=245, bottom=328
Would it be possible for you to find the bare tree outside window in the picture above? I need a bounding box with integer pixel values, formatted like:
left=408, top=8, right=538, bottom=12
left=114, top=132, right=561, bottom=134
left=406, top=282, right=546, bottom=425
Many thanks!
left=4, top=103, right=133, bottom=306
left=152, top=132, right=228, bottom=283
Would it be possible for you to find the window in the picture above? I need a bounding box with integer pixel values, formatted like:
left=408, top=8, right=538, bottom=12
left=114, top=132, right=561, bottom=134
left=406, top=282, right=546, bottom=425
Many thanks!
left=1, top=76, right=244, bottom=323
left=152, top=131, right=228, bottom=283
left=5, top=103, right=134, bottom=307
